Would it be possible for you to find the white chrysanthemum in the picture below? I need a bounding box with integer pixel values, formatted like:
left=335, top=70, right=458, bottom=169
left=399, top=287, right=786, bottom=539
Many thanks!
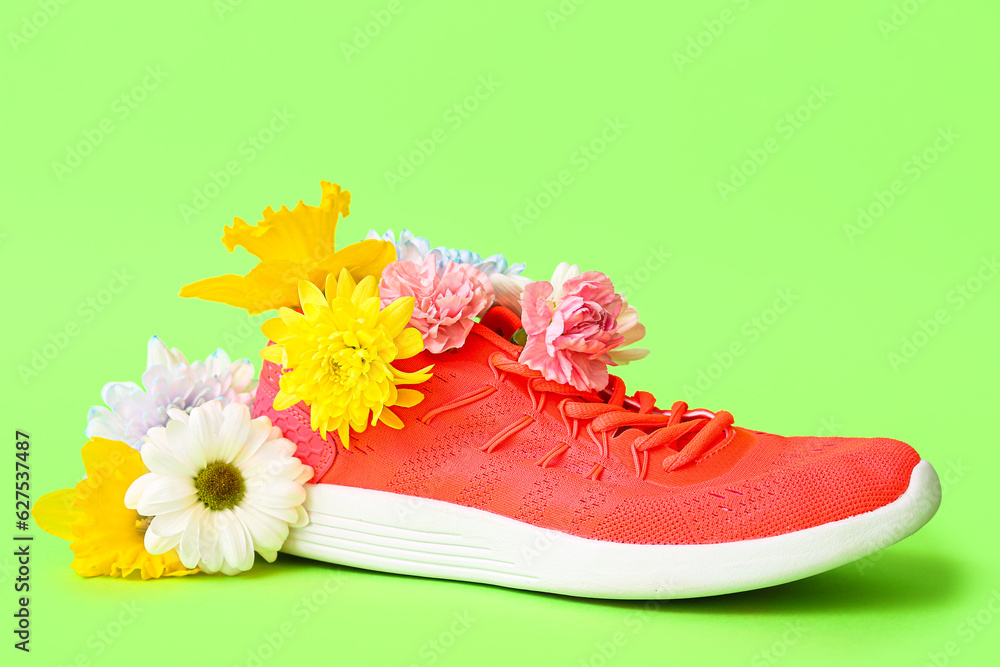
left=124, top=400, right=312, bottom=575
left=491, top=273, right=532, bottom=314
left=86, top=336, right=257, bottom=449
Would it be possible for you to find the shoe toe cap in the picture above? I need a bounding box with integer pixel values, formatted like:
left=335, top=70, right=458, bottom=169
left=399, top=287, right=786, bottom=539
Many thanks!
left=687, top=435, right=924, bottom=542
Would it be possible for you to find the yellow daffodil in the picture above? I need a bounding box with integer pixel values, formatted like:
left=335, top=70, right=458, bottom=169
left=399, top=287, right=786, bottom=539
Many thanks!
left=32, top=438, right=197, bottom=580
left=180, top=181, right=396, bottom=314
left=261, top=269, right=433, bottom=446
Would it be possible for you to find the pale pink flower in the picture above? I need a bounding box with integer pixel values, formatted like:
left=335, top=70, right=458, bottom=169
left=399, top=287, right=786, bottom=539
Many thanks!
left=380, top=256, right=495, bottom=353
left=518, top=270, right=625, bottom=392
left=495, top=263, right=649, bottom=365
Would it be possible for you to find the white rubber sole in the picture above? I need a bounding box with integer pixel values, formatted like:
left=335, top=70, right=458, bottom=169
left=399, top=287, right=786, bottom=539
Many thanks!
left=282, top=460, right=941, bottom=599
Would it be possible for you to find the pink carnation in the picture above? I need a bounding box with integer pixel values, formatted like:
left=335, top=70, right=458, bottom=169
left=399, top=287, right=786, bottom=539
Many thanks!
left=380, top=256, right=495, bottom=354
left=518, top=271, right=625, bottom=392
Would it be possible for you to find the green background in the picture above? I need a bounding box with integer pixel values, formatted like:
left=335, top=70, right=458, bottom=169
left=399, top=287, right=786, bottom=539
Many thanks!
left=3, top=1, right=998, bottom=665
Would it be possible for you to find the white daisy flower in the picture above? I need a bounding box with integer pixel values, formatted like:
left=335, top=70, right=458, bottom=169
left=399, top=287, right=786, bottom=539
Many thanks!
left=86, top=336, right=257, bottom=449
left=124, top=400, right=312, bottom=575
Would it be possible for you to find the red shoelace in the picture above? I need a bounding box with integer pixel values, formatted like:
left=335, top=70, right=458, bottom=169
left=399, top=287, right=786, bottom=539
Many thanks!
left=419, top=352, right=735, bottom=479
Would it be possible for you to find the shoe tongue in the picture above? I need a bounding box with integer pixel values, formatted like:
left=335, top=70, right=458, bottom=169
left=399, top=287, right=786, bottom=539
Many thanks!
left=480, top=305, right=523, bottom=341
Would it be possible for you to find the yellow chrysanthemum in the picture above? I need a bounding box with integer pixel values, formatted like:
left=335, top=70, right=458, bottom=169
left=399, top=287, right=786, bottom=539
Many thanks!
left=180, top=181, right=396, bottom=314
left=261, top=268, right=433, bottom=446
left=31, top=438, right=197, bottom=580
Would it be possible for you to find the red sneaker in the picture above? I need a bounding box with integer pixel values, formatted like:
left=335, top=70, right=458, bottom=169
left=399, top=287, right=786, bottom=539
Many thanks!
left=253, top=306, right=940, bottom=599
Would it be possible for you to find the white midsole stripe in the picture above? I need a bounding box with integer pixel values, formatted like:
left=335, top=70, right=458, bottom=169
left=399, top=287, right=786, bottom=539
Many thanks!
left=282, top=460, right=941, bottom=599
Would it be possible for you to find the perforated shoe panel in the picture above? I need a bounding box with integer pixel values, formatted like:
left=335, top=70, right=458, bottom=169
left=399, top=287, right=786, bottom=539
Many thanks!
left=253, top=325, right=920, bottom=545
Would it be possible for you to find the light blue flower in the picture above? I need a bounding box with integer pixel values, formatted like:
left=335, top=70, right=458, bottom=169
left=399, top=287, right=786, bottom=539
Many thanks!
left=85, top=336, right=256, bottom=450
left=366, top=229, right=431, bottom=264
left=367, top=229, right=525, bottom=277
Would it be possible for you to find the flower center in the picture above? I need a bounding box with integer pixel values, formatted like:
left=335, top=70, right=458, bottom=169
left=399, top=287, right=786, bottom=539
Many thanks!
left=194, top=461, right=246, bottom=511
left=325, top=342, right=379, bottom=387
left=327, top=355, right=357, bottom=383
left=134, top=515, right=153, bottom=532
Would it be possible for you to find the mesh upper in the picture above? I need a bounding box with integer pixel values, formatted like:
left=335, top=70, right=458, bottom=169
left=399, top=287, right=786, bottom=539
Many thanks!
left=253, top=325, right=920, bottom=546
